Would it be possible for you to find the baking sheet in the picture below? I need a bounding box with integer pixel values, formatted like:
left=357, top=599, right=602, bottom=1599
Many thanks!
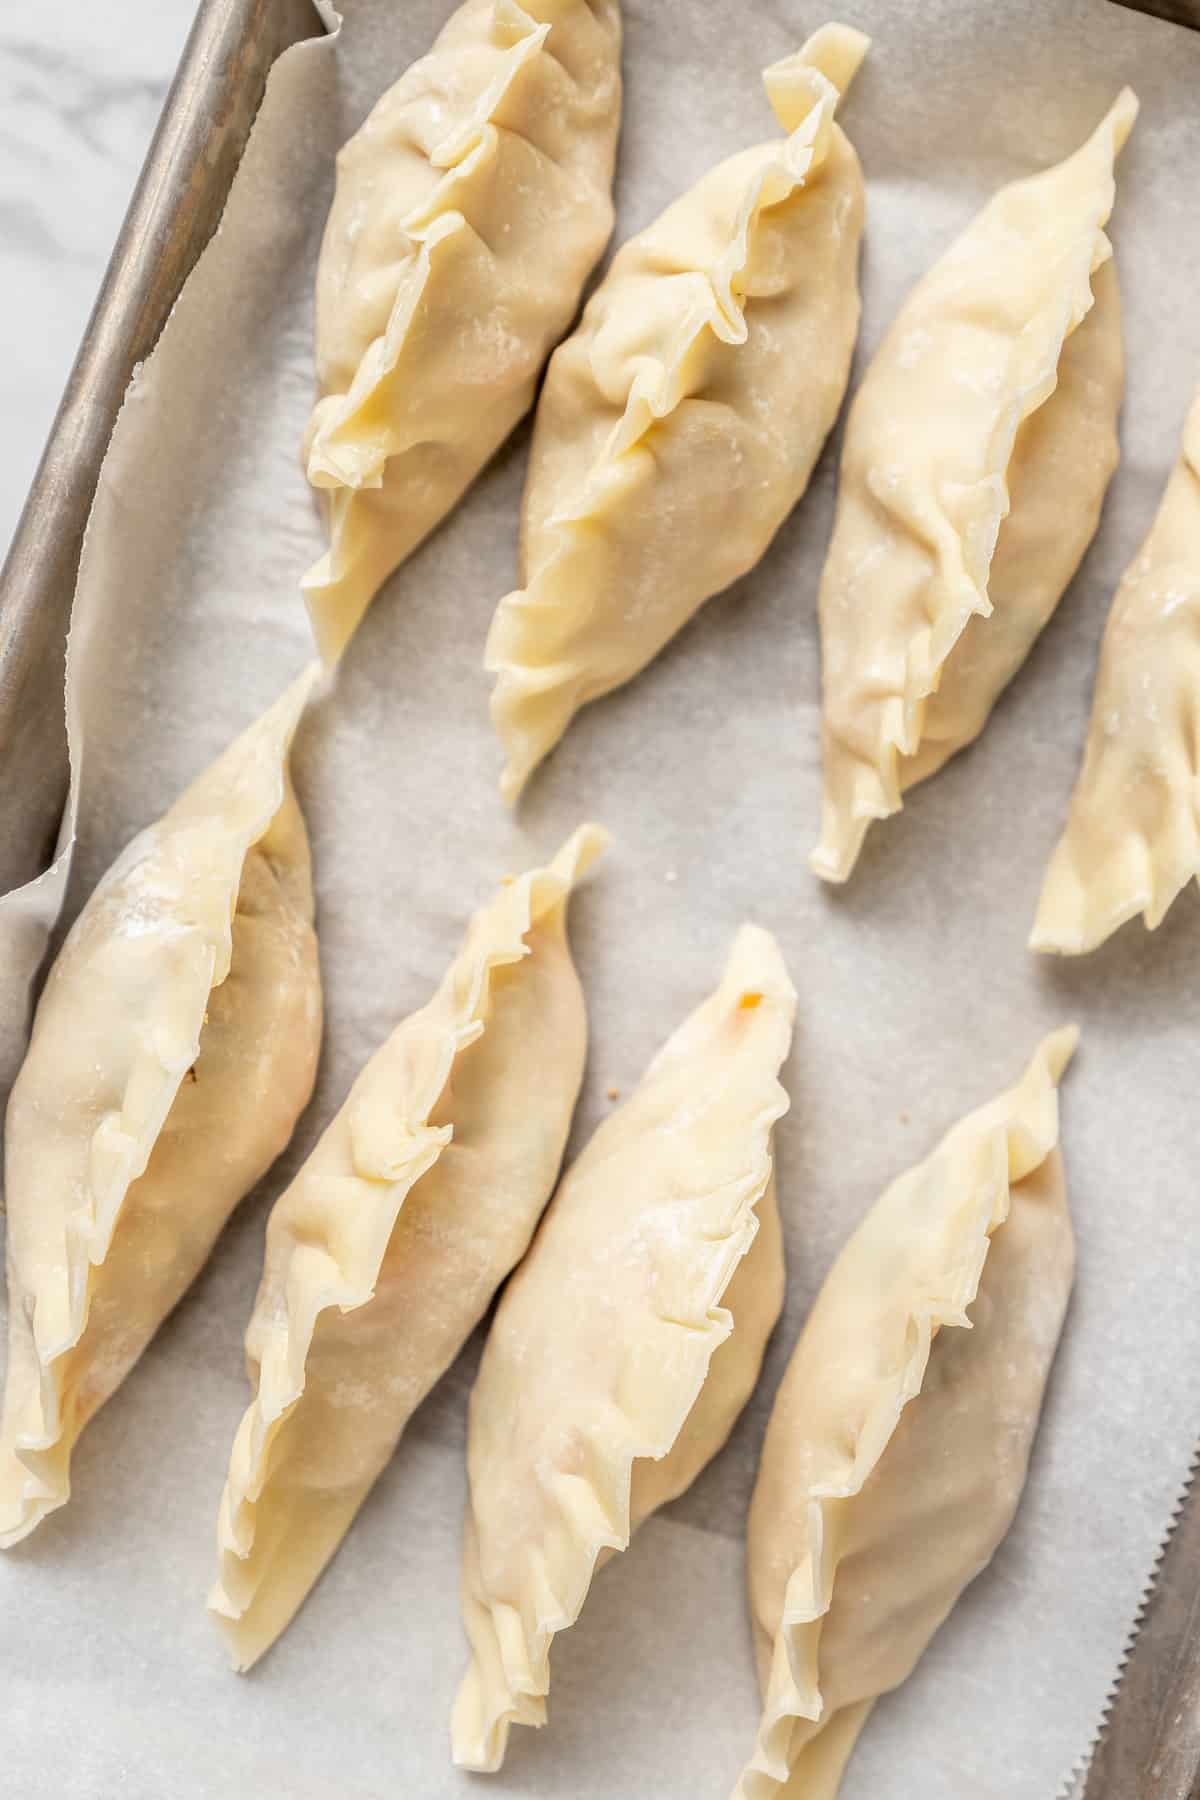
left=3, top=1, right=1200, bottom=1795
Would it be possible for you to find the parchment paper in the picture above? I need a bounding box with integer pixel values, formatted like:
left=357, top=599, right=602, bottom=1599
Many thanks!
left=3, top=2, right=1200, bottom=1795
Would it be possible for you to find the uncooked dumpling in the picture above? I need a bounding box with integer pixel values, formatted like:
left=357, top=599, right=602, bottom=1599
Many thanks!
left=452, top=925, right=795, bottom=1771
left=1033, top=386, right=1200, bottom=953
left=210, top=826, right=605, bottom=1669
left=903, top=258, right=1123, bottom=789
left=735, top=1029, right=1076, bottom=1800
left=0, top=671, right=322, bottom=1547
left=813, top=90, right=1136, bottom=882
left=487, top=24, right=869, bottom=802
left=301, top=0, right=623, bottom=662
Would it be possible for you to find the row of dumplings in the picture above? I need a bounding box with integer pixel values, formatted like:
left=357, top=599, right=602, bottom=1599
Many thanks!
left=0, top=668, right=1079, bottom=1794
left=0, top=2, right=1173, bottom=1789
left=302, top=0, right=1200, bottom=954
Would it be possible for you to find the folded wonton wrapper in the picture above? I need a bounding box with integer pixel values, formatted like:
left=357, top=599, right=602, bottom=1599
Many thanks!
left=209, top=825, right=605, bottom=1669
left=301, top=0, right=623, bottom=662
left=452, top=925, right=795, bottom=1770
left=1033, top=386, right=1200, bottom=953
left=487, top=23, right=868, bottom=802
left=0, top=671, right=323, bottom=1547
left=734, top=1029, right=1077, bottom=1800
left=813, top=89, right=1137, bottom=882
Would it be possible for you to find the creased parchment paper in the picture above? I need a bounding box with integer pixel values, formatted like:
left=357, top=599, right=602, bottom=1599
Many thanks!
left=2, top=3, right=1200, bottom=1796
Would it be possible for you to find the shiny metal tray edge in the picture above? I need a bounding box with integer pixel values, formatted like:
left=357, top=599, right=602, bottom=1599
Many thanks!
left=0, top=0, right=324, bottom=897
left=1082, top=1454, right=1200, bottom=1798
left=1114, top=0, right=1200, bottom=28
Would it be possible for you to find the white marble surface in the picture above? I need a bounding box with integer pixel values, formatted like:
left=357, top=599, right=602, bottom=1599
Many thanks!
left=0, top=0, right=196, bottom=560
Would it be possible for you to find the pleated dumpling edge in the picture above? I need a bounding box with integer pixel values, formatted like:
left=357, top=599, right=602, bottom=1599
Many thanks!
left=209, top=823, right=607, bottom=1669
left=0, top=666, right=322, bottom=1547
left=453, top=923, right=796, bottom=1772
left=812, top=87, right=1137, bottom=883
left=304, top=2, right=559, bottom=497
left=300, top=0, right=623, bottom=663
left=1032, top=387, right=1200, bottom=954
left=733, top=1025, right=1078, bottom=1800
left=487, top=22, right=869, bottom=804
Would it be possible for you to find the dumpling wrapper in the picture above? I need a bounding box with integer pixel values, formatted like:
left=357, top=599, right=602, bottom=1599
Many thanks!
left=210, top=825, right=605, bottom=1669
left=813, top=89, right=1137, bottom=882
left=301, top=0, right=623, bottom=662
left=903, top=257, right=1123, bottom=789
left=487, top=24, right=869, bottom=803
left=452, top=924, right=795, bottom=1771
left=735, top=1029, right=1077, bottom=1800
left=1032, top=386, right=1200, bottom=953
left=0, top=671, right=322, bottom=1547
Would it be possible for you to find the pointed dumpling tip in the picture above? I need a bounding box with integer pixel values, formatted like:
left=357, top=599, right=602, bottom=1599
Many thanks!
left=450, top=1660, right=507, bottom=1774
left=724, top=923, right=797, bottom=1015
left=1028, top=912, right=1087, bottom=958
left=799, top=21, right=871, bottom=90
left=1039, top=1024, right=1080, bottom=1084
left=764, top=23, right=869, bottom=133
left=498, top=760, right=524, bottom=808
left=1105, top=85, right=1139, bottom=155
left=549, top=822, right=610, bottom=885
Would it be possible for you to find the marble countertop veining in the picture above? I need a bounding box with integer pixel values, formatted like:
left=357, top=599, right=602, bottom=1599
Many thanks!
left=0, top=0, right=197, bottom=561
